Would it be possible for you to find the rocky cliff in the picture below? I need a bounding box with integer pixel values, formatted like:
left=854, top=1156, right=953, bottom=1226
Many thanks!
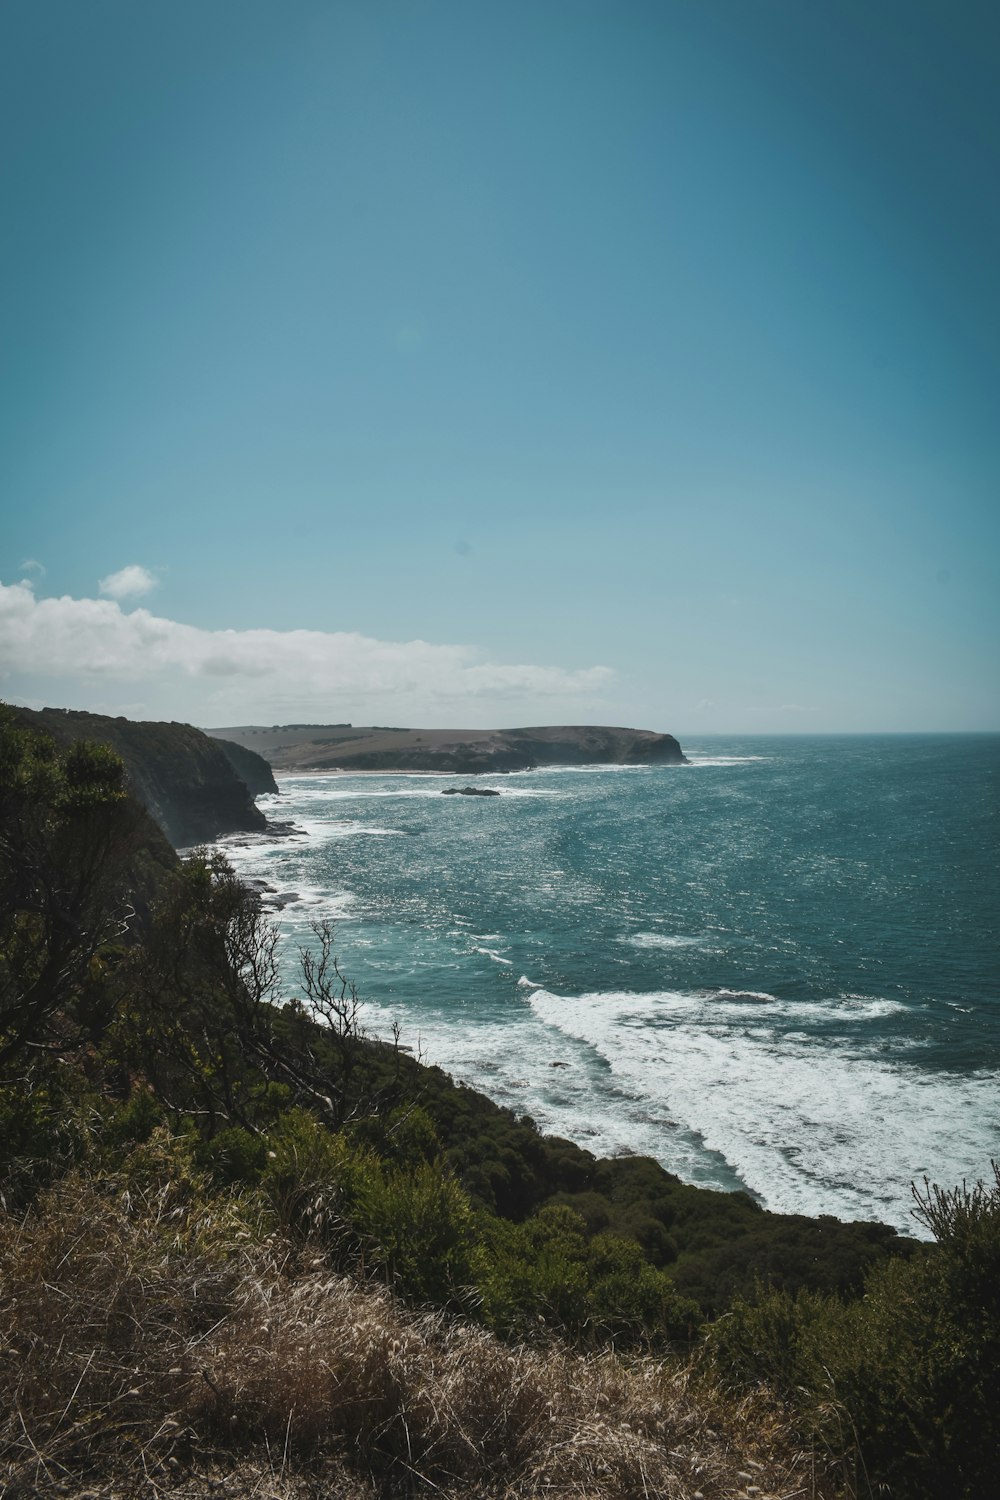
left=212, top=737, right=280, bottom=796
left=208, top=723, right=688, bottom=773
left=11, top=707, right=269, bottom=847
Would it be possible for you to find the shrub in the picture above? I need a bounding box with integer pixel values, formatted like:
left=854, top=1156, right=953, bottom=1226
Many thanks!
left=706, top=1166, right=1000, bottom=1500
left=260, top=1107, right=377, bottom=1244
left=587, top=1231, right=701, bottom=1345
left=0, top=1066, right=89, bottom=1209
left=261, top=1108, right=474, bottom=1308
left=475, top=1203, right=698, bottom=1348
left=349, top=1101, right=441, bottom=1169
left=99, top=1081, right=163, bottom=1151
left=358, top=1157, right=475, bottom=1307
left=197, top=1122, right=269, bottom=1185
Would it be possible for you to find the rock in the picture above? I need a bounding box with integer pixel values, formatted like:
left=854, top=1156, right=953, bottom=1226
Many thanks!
left=272, top=891, right=301, bottom=908
left=441, top=785, right=501, bottom=796
left=211, top=736, right=279, bottom=795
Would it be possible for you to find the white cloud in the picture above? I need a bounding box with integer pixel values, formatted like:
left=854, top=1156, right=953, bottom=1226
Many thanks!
left=19, top=558, right=45, bottom=577
left=0, top=579, right=613, bottom=725
left=98, top=564, right=158, bottom=600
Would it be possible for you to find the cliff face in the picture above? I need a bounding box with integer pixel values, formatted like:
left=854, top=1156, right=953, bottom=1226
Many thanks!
left=208, top=723, right=688, bottom=773
left=212, top=737, right=279, bottom=796
left=505, top=726, right=686, bottom=769
left=12, top=707, right=269, bottom=847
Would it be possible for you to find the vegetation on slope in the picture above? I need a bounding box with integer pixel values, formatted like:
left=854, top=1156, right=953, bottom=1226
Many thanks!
left=9, top=705, right=269, bottom=845
left=0, top=1139, right=819, bottom=1500
left=1, top=707, right=997, bottom=1498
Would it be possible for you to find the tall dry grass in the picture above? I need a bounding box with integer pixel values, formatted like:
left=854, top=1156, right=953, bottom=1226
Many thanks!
left=1, top=1146, right=831, bottom=1499
left=0, top=1137, right=266, bottom=1493
left=198, top=1272, right=822, bottom=1498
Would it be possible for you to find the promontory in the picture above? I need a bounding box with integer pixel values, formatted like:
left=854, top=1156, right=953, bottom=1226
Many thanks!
left=9, top=705, right=277, bottom=846
left=206, top=723, right=688, bottom=774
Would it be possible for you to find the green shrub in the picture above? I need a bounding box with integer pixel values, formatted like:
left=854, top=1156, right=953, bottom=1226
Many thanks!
left=100, top=1083, right=163, bottom=1151
left=350, top=1101, right=441, bottom=1168
left=706, top=1167, right=1000, bottom=1500
left=260, top=1107, right=377, bottom=1244
left=261, top=1108, right=473, bottom=1308
left=197, top=1123, right=269, bottom=1185
left=358, top=1156, right=475, bottom=1307
left=475, top=1203, right=697, bottom=1348
left=586, top=1231, right=701, bottom=1344
left=0, top=1069, right=89, bottom=1208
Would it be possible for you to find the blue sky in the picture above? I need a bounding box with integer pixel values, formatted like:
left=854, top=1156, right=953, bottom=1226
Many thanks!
left=1, top=0, right=997, bottom=731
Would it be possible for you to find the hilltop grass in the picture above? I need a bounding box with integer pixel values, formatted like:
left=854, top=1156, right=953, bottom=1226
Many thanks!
left=0, top=1138, right=828, bottom=1500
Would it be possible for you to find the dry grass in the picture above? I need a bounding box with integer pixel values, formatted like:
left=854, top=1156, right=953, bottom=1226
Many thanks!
left=197, top=1274, right=821, bottom=1498
left=0, top=1139, right=264, bottom=1493
left=1, top=1154, right=832, bottom=1500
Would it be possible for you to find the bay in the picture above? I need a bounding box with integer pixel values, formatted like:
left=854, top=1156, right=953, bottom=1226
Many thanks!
left=217, top=734, right=1000, bottom=1237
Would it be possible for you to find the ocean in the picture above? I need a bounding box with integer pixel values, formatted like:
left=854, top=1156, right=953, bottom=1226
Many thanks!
left=216, top=734, right=1000, bottom=1238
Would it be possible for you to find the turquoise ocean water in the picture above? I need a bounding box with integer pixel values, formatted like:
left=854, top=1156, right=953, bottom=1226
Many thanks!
left=216, top=735, right=999, bottom=1237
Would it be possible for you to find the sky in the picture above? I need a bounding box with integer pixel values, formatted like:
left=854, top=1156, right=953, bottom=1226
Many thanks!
left=1, top=0, right=998, bottom=733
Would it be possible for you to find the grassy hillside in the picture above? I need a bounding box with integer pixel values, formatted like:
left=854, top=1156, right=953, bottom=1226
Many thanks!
left=2, top=706, right=997, bottom=1499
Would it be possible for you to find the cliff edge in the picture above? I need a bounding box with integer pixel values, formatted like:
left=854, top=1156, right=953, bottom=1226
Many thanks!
left=212, top=736, right=280, bottom=796
left=11, top=706, right=270, bottom=847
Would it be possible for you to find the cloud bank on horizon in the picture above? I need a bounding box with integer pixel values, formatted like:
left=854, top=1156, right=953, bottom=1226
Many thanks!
left=0, top=576, right=613, bottom=726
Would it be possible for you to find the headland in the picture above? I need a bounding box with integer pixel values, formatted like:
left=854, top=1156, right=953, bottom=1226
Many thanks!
left=205, top=722, right=688, bottom=773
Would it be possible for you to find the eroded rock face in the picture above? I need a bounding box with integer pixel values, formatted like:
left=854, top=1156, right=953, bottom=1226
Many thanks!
left=11, top=707, right=269, bottom=847
left=212, top=737, right=279, bottom=797
left=505, top=727, right=687, bottom=768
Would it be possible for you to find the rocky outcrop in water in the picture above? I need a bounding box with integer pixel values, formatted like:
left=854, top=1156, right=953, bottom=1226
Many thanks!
left=10, top=707, right=269, bottom=847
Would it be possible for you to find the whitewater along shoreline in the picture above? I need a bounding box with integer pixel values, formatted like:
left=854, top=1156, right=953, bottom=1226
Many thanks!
left=210, top=741, right=1000, bottom=1240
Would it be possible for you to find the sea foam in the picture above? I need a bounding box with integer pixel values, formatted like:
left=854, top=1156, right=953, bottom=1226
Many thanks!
left=526, top=985, right=1000, bottom=1235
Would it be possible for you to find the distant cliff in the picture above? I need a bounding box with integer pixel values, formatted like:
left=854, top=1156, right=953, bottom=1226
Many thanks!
left=11, top=707, right=269, bottom=847
left=208, top=723, right=688, bottom=774
left=212, top=737, right=279, bottom=796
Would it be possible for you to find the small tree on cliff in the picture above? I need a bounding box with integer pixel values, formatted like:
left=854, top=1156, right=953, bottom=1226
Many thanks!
left=0, top=709, right=147, bottom=1071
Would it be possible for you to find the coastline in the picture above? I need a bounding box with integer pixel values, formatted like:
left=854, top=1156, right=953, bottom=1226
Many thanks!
left=205, top=723, right=689, bottom=776
left=272, top=765, right=474, bottom=777
left=230, top=743, right=1000, bottom=1238
left=265, top=763, right=659, bottom=777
